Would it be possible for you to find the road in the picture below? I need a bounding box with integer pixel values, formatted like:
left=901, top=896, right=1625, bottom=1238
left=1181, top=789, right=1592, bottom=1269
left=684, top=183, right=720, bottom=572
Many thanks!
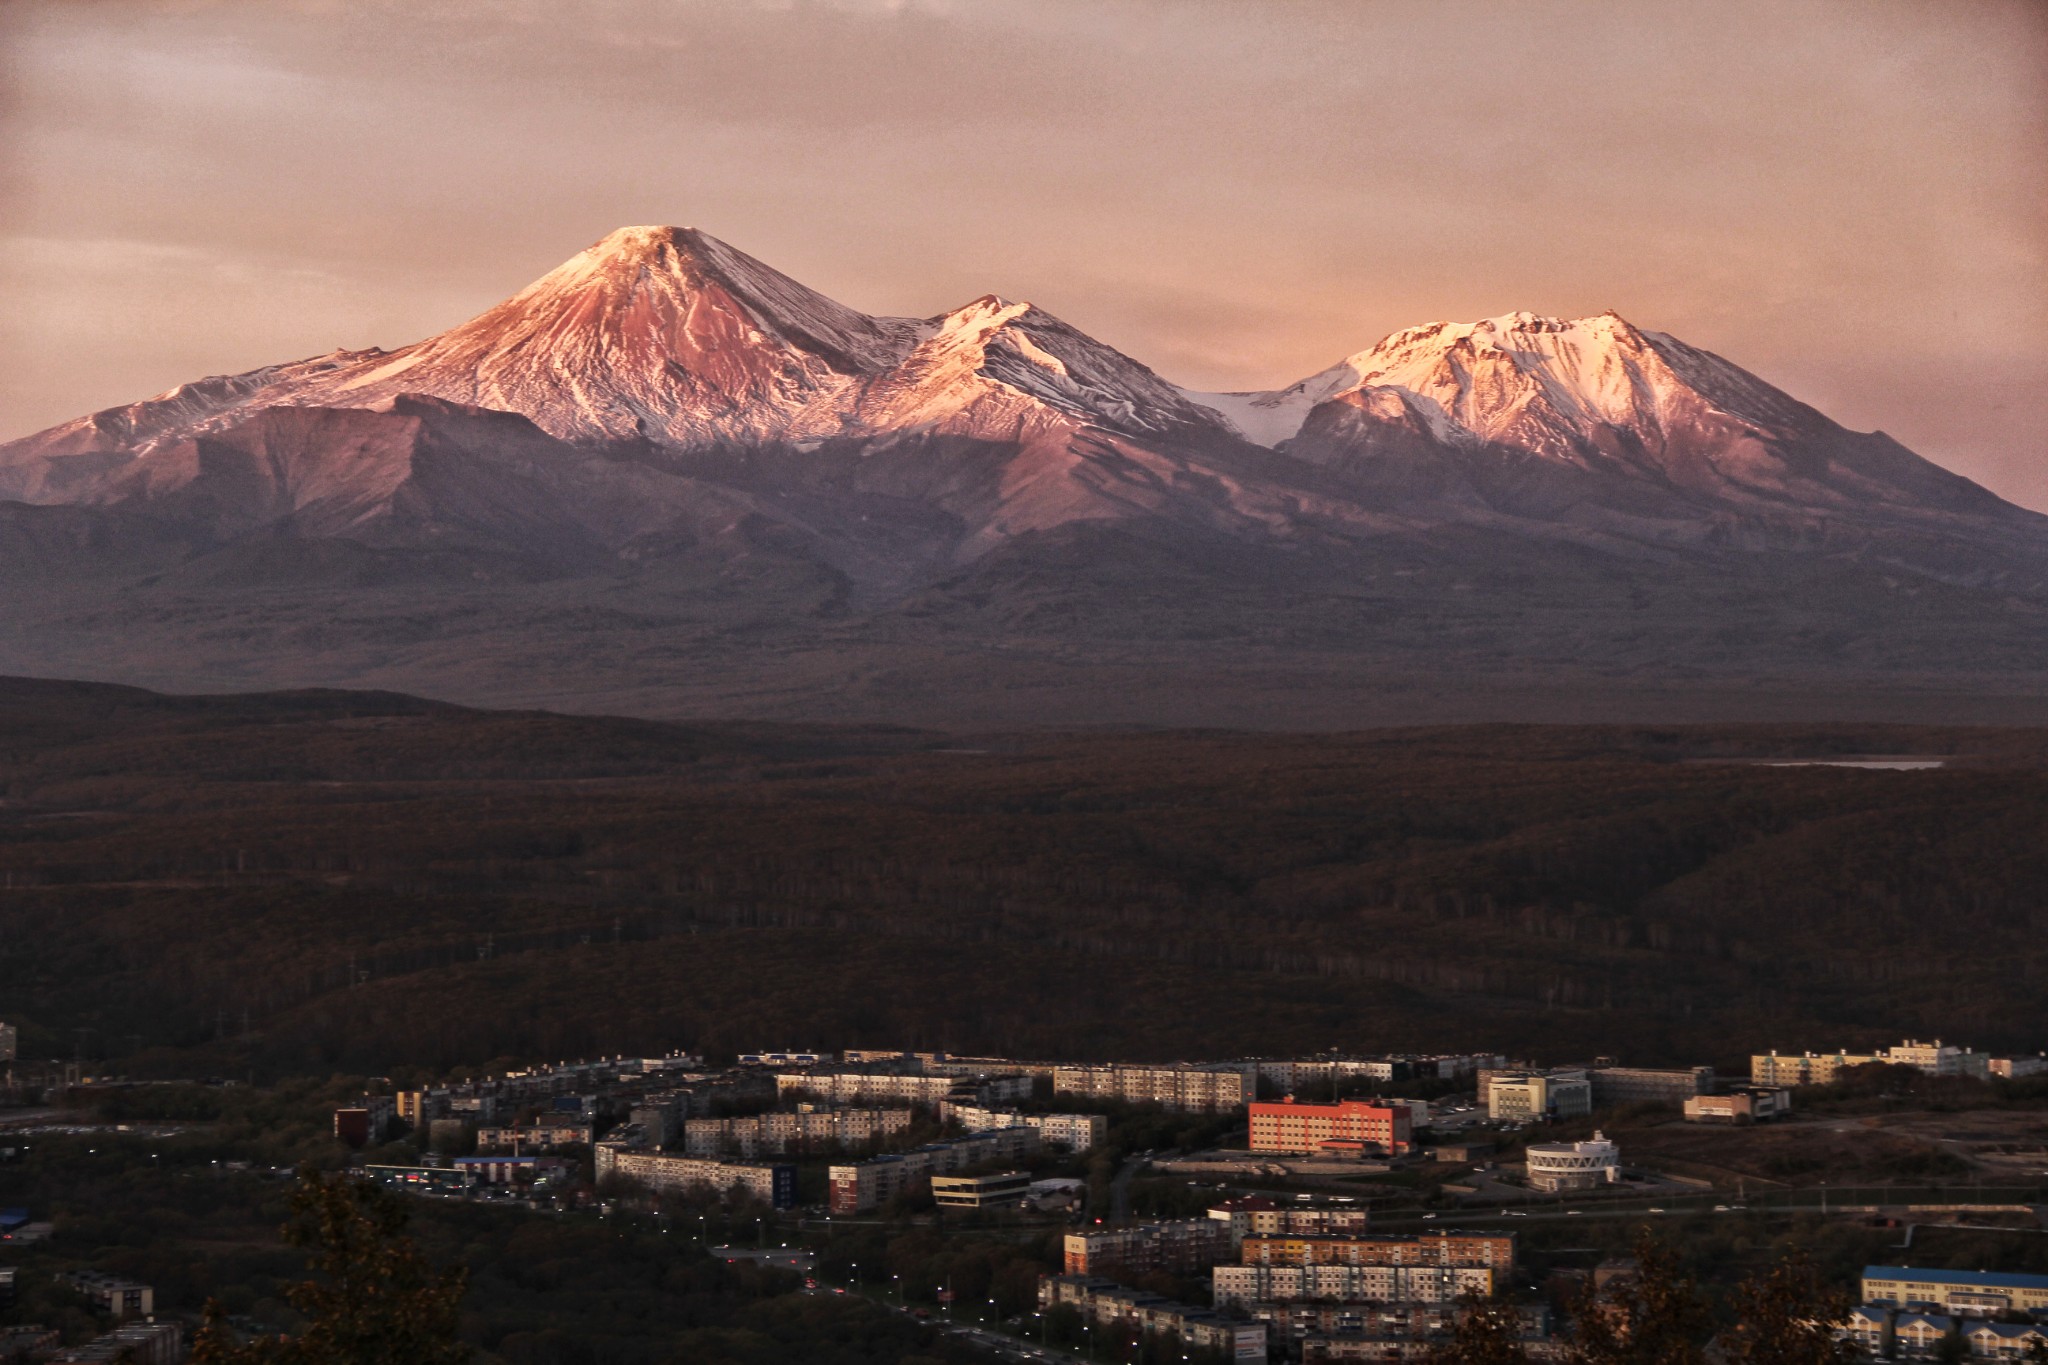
left=1374, top=1193, right=2048, bottom=1229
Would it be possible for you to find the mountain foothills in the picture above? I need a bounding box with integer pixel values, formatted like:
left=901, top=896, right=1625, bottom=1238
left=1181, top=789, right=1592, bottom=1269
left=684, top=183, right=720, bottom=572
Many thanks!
left=3, top=226, right=2045, bottom=724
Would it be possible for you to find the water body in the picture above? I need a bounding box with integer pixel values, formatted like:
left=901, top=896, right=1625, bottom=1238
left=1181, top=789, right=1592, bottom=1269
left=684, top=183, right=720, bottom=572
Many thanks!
left=1745, top=758, right=1946, bottom=770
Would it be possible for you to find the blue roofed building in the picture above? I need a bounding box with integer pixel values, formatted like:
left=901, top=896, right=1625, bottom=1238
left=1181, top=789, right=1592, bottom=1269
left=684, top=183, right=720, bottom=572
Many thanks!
left=1862, top=1266, right=2048, bottom=1316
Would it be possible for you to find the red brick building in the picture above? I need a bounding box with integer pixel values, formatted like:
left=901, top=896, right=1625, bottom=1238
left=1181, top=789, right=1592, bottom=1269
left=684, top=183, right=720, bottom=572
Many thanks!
left=1248, top=1098, right=1414, bottom=1156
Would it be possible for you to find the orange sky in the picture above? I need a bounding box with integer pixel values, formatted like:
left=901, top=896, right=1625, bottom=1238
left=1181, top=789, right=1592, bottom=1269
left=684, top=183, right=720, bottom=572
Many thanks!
left=2, top=0, right=2043, bottom=505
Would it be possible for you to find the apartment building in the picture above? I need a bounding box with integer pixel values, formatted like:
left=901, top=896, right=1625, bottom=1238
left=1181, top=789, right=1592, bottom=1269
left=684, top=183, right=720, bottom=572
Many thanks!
left=592, top=1145, right=797, bottom=1208
left=1208, top=1197, right=1371, bottom=1242
left=1892, top=1313, right=1958, bottom=1359
left=1884, top=1040, right=1975, bottom=1077
left=476, top=1118, right=595, bottom=1151
left=1862, top=1266, right=2048, bottom=1316
left=683, top=1107, right=912, bottom=1157
left=1240, top=1232, right=1516, bottom=1275
left=452, top=1155, right=570, bottom=1186
left=1586, top=1066, right=1714, bottom=1108
left=1249, top=1098, right=1414, bottom=1156
left=1751, top=1051, right=1879, bottom=1087
left=942, top=1103, right=1106, bottom=1153
left=1213, top=1262, right=1492, bottom=1307
left=776, top=1070, right=1032, bottom=1108
left=1753, top=1040, right=1996, bottom=1088
left=827, top=1127, right=1042, bottom=1213
left=1051, top=1062, right=1257, bottom=1114
left=60, top=1273, right=153, bottom=1320
left=1989, top=1055, right=2048, bottom=1080
left=1040, top=1275, right=1267, bottom=1364
left=1064, top=1219, right=1237, bottom=1275
left=1249, top=1302, right=1550, bottom=1355
left=1484, top=1071, right=1592, bottom=1123
left=1254, top=1058, right=1410, bottom=1096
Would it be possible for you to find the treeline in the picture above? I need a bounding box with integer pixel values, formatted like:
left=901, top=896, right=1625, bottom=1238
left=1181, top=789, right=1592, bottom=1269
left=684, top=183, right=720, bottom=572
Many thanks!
left=2, top=678, right=2047, bottom=1073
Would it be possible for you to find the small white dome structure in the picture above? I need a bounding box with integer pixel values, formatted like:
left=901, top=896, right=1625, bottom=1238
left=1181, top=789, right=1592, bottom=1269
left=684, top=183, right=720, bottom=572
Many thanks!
left=1525, top=1131, right=1620, bottom=1192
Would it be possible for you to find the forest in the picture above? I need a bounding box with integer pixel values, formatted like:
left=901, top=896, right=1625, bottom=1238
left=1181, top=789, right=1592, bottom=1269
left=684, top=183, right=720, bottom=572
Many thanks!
left=2, top=674, right=2046, bottom=1077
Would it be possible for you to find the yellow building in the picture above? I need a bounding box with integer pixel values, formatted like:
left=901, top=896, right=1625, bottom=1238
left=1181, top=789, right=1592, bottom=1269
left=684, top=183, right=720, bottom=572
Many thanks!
left=1862, top=1266, right=2048, bottom=1316
left=1749, top=1051, right=1879, bottom=1087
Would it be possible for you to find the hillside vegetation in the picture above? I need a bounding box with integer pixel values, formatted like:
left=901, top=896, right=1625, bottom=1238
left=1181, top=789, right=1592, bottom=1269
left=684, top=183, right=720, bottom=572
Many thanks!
left=2, top=676, right=2045, bottom=1076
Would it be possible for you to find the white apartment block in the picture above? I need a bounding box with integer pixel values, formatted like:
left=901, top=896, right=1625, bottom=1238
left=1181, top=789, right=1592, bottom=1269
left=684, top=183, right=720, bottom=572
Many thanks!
left=776, top=1071, right=1033, bottom=1107
left=1051, top=1062, right=1257, bottom=1114
left=1213, top=1263, right=1493, bottom=1308
left=943, top=1103, right=1106, bottom=1153
left=592, top=1144, right=793, bottom=1206
left=683, top=1107, right=912, bottom=1157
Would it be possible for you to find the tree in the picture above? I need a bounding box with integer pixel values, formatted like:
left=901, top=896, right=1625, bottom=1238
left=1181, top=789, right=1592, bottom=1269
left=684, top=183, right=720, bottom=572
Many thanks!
left=1721, top=1251, right=1863, bottom=1364
left=191, top=1166, right=468, bottom=1365
left=1423, top=1296, right=1533, bottom=1365
left=1565, top=1233, right=1712, bottom=1365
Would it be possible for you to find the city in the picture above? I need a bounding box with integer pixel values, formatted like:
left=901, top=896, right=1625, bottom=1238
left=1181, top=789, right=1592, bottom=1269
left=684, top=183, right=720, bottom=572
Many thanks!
left=7, top=1022, right=2048, bottom=1362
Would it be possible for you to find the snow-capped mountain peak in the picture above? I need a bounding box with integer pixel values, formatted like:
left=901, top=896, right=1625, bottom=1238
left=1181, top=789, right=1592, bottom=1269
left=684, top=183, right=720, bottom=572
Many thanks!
left=1187, top=309, right=1821, bottom=453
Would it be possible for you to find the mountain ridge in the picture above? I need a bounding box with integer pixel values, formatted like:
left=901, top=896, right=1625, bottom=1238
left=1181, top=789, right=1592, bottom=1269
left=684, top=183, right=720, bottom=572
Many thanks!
left=0, top=225, right=2043, bottom=725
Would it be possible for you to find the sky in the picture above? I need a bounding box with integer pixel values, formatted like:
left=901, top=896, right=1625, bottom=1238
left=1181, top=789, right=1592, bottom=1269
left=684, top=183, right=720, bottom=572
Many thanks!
left=2, top=0, right=2044, bottom=505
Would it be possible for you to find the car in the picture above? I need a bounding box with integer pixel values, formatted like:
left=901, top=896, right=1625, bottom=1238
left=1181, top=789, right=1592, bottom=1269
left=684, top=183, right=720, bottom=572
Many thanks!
left=1509, top=1211, right=1528, bottom=1217
left=1566, top=1210, right=1581, bottom=1216
left=1422, top=1213, right=1438, bottom=1220
left=1646, top=1206, right=1666, bottom=1213
left=1713, top=1204, right=1730, bottom=1212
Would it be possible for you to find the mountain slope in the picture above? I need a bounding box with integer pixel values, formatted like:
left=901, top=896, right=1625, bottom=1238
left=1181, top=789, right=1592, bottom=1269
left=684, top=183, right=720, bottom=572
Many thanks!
left=1, top=227, right=2046, bottom=723
left=1195, top=312, right=2031, bottom=550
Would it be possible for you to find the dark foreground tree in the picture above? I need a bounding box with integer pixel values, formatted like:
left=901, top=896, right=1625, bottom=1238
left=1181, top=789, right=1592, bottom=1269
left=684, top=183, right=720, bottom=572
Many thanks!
left=1565, top=1232, right=1713, bottom=1365
left=192, top=1166, right=468, bottom=1365
left=1722, top=1251, right=1863, bottom=1364
left=1423, top=1296, right=1532, bottom=1365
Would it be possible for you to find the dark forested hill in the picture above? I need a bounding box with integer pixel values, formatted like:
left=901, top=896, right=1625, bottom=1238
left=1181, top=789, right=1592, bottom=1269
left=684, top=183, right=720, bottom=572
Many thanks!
left=1, top=675, right=2044, bottom=1076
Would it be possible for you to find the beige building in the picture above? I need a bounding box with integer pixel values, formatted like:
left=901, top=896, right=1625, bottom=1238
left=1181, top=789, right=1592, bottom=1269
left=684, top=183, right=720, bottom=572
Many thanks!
left=1753, top=1039, right=1998, bottom=1087
left=943, top=1103, right=1105, bottom=1153
left=683, top=1107, right=911, bottom=1157
left=1208, top=1197, right=1371, bottom=1242
left=1213, top=1262, right=1492, bottom=1307
left=1051, top=1062, right=1257, bottom=1114
left=776, top=1070, right=1032, bottom=1107
left=931, top=1171, right=1031, bottom=1208
left=1862, top=1266, right=2048, bottom=1316
left=1040, top=1275, right=1267, bottom=1363
left=1065, top=1219, right=1237, bottom=1275
left=1486, top=1070, right=1592, bottom=1123
left=1683, top=1087, right=1792, bottom=1124
left=1241, top=1233, right=1515, bottom=1274
left=1990, top=1054, right=2048, bottom=1080
left=592, top=1144, right=795, bottom=1207
left=1750, top=1051, right=1879, bottom=1086
left=60, top=1273, right=152, bottom=1320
